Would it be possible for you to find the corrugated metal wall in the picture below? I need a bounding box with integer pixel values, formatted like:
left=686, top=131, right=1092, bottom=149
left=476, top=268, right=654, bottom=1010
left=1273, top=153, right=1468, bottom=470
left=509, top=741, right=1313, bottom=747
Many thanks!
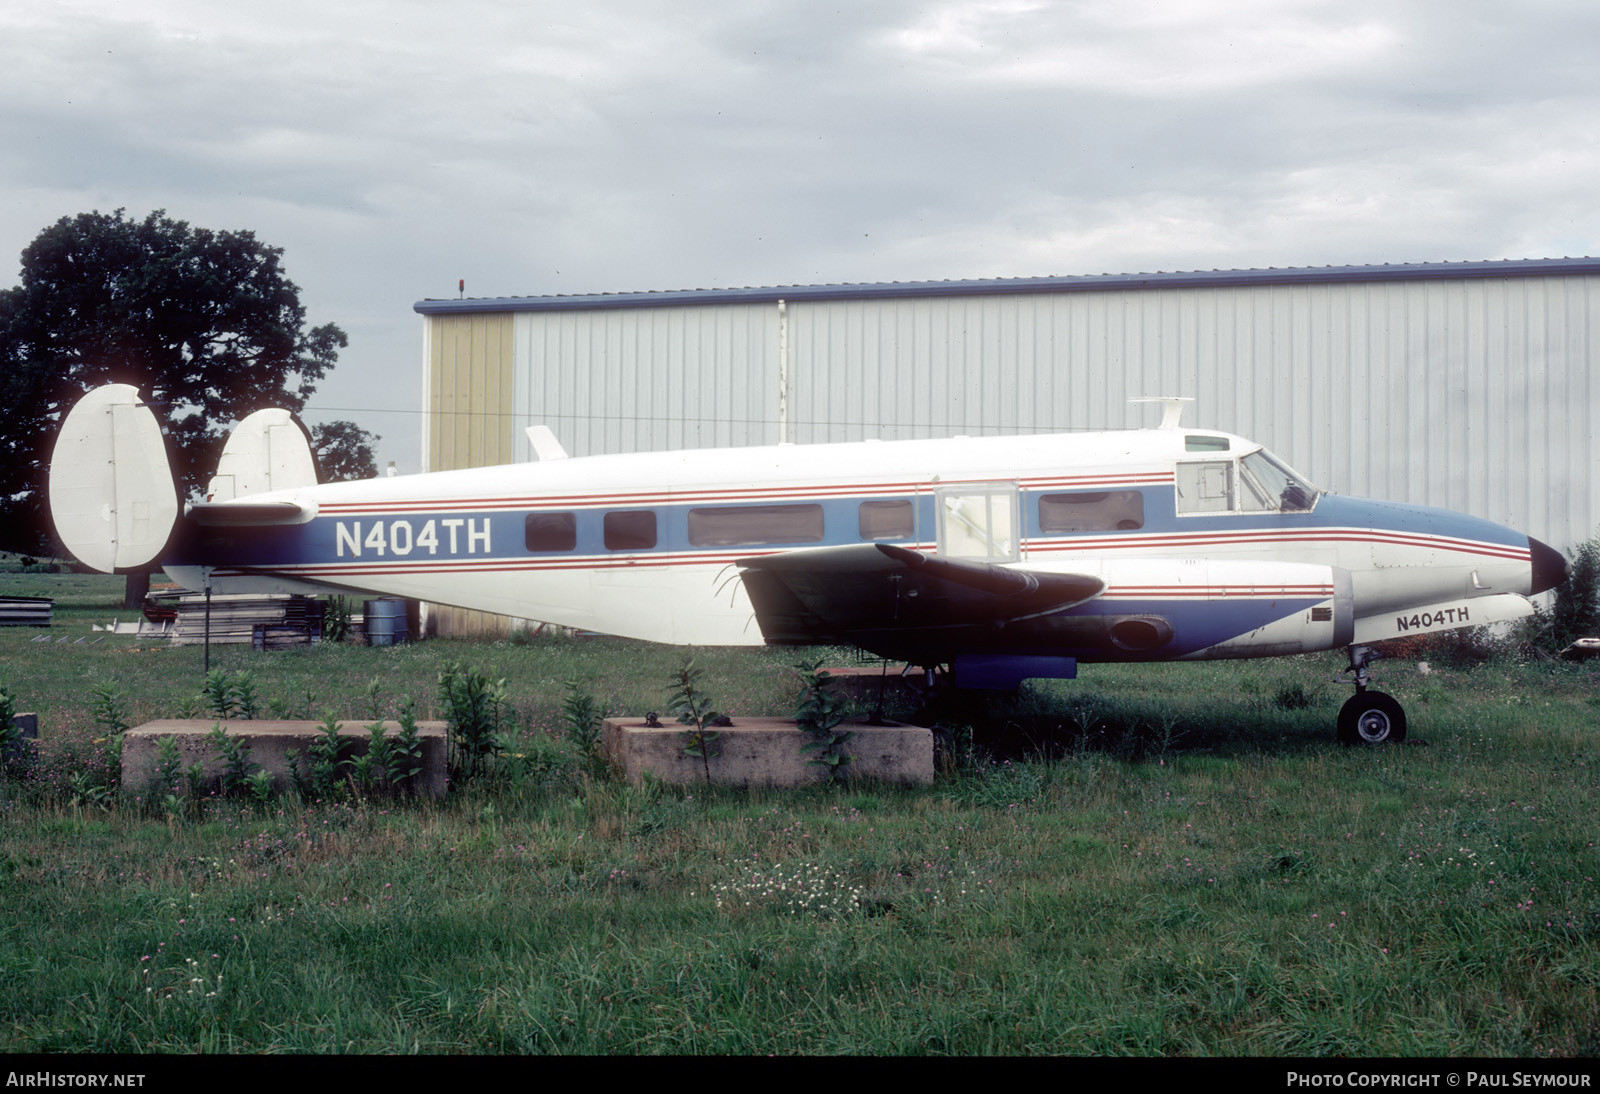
left=509, top=304, right=781, bottom=459
left=424, top=272, right=1600, bottom=555
left=782, top=276, right=1598, bottom=549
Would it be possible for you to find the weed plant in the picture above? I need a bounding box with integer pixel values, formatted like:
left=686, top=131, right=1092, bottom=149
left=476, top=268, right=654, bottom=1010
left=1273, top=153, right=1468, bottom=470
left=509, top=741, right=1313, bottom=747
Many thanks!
left=193, top=670, right=265, bottom=721
left=0, top=685, right=26, bottom=780
left=85, top=683, right=130, bottom=796
left=388, top=698, right=425, bottom=795
left=794, top=660, right=855, bottom=783
left=668, top=659, right=721, bottom=784
left=353, top=722, right=391, bottom=795
left=561, top=679, right=609, bottom=779
left=145, top=736, right=182, bottom=808
left=90, top=682, right=132, bottom=737
left=206, top=724, right=256, bottom=797
left=322, top=596, right=353, bottom=642
left=438, top=660, right=506, bottom=780
left=309, top=713, right=348, bottom=797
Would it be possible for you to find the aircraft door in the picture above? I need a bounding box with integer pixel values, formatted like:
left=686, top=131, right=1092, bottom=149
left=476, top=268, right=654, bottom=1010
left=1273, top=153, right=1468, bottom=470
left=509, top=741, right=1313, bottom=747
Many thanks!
left=935, top=483, right=1020, bottom=562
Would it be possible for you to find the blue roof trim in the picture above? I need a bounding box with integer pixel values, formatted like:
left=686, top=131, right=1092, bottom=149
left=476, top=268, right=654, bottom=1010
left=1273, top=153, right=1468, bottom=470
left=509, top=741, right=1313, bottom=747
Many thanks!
left=414, top=257, right=1600, bottom=315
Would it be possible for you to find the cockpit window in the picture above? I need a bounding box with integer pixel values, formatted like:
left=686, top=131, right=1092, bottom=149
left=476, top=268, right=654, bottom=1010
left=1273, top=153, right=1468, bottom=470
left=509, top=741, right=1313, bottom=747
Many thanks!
left=1176, top=449, right=1319, bottom=516
left=1239, top=450, right=1318, bottom=512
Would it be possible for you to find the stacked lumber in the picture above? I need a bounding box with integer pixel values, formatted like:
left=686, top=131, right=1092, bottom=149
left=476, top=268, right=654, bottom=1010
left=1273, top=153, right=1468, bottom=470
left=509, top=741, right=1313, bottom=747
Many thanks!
left=171, top=595, right=323, bottom=646
left=0, top=597, right=52, bottom=627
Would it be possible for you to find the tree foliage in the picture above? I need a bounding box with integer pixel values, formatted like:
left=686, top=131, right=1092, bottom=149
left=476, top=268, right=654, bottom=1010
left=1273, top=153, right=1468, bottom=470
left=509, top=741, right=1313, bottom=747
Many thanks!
left=1546, top=535, right=1600, bottom=649
left=311, top=420, right=380, bottom=483
left=0, top=209, right=350, bottom=552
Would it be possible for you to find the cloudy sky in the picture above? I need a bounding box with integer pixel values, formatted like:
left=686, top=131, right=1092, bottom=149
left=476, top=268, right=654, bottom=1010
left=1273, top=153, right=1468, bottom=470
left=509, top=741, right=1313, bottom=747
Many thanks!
left=4, top=0, right=1598, bottom=471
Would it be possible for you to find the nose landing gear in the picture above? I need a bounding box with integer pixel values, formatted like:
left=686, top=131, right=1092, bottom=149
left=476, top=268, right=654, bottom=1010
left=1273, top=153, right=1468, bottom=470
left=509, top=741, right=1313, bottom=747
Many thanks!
left=1337, top=645, right=1407, bottom=745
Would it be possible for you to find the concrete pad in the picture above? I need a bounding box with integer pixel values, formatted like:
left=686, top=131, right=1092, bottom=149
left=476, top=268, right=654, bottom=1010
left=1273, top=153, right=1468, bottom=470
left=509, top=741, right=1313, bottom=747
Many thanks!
left=817, top=665, right=933, bottom=708
left=123, top=719, right=449, bottom=797
left=602, top=716, right=933, bottom=788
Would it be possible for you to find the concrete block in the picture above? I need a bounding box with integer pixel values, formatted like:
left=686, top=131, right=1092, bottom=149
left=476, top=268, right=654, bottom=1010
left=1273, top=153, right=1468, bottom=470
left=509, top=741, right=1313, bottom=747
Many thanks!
left=122, top=719, right=449, bottom=797
left=814, top=665, right=932, bottom=702
left=4, top=712, right=37, bottom=767
left=602, top=716, right=934, bottom=789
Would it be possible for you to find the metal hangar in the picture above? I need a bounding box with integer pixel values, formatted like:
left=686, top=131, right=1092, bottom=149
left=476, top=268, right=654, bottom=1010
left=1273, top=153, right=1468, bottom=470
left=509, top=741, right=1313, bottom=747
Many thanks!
left=414, top=257, right=1600, bottom=634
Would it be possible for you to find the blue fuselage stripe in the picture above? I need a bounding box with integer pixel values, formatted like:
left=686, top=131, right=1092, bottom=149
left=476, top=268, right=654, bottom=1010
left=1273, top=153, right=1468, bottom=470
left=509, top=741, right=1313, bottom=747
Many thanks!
left=168, top=486, right=1527, bottom=571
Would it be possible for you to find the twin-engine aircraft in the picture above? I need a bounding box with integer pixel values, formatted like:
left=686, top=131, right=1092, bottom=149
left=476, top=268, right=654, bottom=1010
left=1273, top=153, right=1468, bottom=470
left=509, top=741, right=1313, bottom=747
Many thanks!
left=50, top=386, right=1566, bottom=745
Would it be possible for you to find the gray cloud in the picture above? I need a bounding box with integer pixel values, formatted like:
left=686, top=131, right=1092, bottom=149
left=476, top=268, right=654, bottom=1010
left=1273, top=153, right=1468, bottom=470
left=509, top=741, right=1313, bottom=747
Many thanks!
left=3, top=0, right=1598, bottom=469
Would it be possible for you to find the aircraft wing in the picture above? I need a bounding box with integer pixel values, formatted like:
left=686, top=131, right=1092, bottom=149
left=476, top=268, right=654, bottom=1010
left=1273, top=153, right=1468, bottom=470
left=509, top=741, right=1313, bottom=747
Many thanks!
left=736, top=543, right=1104, bottom=645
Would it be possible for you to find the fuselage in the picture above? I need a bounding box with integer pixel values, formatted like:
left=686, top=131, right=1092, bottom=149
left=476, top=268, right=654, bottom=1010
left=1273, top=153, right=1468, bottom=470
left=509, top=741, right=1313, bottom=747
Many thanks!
left=165, top=425, right=1564, bottom=661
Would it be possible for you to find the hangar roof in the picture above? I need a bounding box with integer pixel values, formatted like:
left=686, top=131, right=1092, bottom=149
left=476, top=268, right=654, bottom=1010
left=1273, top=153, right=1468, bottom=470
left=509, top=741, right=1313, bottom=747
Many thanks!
left=413, top=256, right=1600, bottom=315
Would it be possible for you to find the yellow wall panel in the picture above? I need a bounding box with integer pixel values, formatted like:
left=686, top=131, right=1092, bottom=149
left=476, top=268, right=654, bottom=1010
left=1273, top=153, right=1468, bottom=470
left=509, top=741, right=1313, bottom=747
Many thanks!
left=422, top=313, right=518, bottom=635
left=425, top=313, right=515, bottom=472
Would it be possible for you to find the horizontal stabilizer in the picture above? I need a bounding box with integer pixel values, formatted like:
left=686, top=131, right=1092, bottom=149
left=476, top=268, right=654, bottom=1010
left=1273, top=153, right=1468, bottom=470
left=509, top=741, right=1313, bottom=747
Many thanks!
left=48, top=385, right=179, bottom=573
left=186, top=500, right=315, bottom=527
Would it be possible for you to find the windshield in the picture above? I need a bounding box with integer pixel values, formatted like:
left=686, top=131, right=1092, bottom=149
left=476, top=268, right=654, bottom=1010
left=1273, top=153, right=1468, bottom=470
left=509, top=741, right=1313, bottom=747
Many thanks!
left=1238, top=449, right=1318, bottom=512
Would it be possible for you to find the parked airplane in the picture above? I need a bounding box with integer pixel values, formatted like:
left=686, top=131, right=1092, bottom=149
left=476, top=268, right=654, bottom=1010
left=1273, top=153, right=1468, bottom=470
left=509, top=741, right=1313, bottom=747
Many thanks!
left=49, top=386, right=1566, bottom=745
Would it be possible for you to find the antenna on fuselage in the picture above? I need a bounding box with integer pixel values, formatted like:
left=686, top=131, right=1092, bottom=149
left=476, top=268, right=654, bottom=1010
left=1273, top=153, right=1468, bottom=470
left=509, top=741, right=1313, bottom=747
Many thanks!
left=525, top=425, right=569, bottom=461
left=1129, top=396, right=1193, bottom=430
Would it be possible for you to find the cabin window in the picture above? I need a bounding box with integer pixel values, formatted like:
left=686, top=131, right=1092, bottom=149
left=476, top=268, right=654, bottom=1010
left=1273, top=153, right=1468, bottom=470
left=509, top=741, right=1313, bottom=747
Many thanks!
left=604, top=510, right=657, bottom=551
left=858, top=499, right=914, bottom=541
left=1039, top=490, right=1145, bottom=533
left=1175, top=461, right=1234, bottom=514
left=687, top=504, right=824, bottom=547
left=524, top=512, right=576, bottom=552
left=936, top=485, right=1019, bottom=561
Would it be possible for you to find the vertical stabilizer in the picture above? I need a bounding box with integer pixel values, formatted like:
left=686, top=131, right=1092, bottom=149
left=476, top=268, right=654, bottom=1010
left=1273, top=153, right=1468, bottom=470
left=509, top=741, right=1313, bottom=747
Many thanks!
left=207, top=409, right=318, bottom=500
left=48, top=385, right=179, bottom=573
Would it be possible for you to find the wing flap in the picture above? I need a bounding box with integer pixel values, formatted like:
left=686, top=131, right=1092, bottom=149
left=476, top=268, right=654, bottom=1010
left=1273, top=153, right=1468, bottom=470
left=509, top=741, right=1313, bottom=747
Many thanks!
left=737, top=543, right=1104, bottom=645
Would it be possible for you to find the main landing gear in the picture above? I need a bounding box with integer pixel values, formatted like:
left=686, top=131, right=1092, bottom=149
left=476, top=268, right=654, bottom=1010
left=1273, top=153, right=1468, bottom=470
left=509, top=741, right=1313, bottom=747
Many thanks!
left=1336, top=644, right=1407, bottom=745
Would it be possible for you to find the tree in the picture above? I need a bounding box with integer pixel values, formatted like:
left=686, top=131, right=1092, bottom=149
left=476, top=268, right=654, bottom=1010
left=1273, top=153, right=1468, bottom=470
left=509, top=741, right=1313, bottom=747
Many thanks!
left=1546, top=534, right=1600, bottom=650
left=0, top=209, right=350, bottom=554
left=312, top=420, right=381, bottom=482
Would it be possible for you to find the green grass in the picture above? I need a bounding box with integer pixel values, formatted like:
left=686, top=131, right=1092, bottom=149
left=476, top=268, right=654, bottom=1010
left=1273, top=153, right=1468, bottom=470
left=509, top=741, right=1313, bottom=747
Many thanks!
left=1, top=572, right=1598, bottom=1054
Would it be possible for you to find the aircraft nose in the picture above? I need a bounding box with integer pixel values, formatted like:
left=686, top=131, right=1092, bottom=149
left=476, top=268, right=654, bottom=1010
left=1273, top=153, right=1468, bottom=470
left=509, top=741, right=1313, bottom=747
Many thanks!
left=1529, top=537, right=1567, bottom=595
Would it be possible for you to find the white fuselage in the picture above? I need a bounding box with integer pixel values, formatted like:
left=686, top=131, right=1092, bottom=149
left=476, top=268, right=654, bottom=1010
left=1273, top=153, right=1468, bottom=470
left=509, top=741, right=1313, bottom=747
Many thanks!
left=166, top=425, right=1551, bottom=658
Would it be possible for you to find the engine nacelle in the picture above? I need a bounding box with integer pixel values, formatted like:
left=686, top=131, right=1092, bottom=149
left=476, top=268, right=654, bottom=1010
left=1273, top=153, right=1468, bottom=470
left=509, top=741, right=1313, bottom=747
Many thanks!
left=1060, top=557, right=1355, bottom=660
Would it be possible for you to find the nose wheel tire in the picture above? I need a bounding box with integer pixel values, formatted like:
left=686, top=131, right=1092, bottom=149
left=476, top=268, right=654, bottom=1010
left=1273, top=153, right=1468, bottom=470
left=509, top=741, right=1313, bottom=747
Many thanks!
left=1337, top=691, right=1407, bottom=746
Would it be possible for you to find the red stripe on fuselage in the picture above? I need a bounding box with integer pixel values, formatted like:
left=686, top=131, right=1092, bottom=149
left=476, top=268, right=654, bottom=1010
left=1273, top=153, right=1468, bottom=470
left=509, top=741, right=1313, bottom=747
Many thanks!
left=1027, top=528, right=1529, bottom=562
left=314, top=473, right=1176, bottom=516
